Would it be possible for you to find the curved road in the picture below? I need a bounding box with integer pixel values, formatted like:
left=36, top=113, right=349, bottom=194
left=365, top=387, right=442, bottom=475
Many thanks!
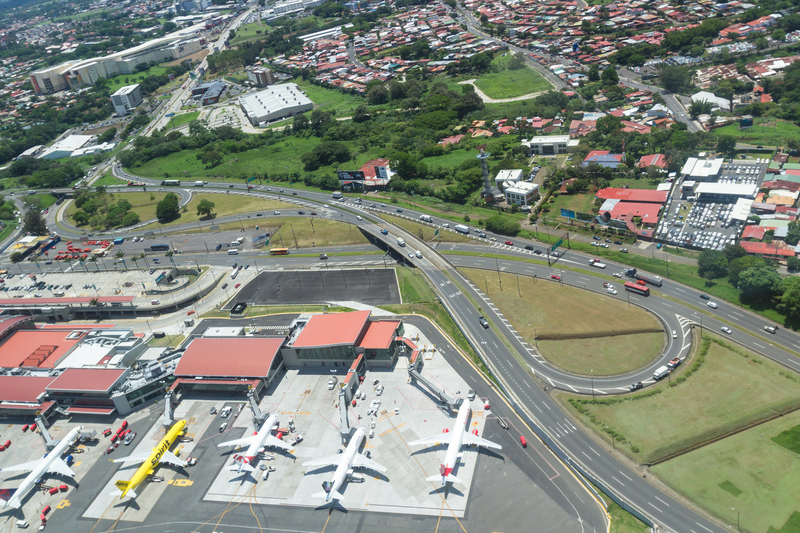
left=41, top=172, right=800, bottom=533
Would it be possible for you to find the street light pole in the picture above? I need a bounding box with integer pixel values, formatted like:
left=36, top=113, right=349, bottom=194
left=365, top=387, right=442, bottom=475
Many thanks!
left=590, top=369, right=594, bottom=399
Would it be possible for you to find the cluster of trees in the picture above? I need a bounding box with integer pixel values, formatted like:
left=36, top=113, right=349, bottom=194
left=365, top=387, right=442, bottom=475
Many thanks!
left=119, top=124, right=249, bottom=169
left=71, top=190, right=140, bottom=229
left=207, top=29, right=304, bottom=72
left=4, top=158, right=84, bottom=189
left=156, top=193, right=180, bottom=223
left=301, top=141, right=352, bottom=171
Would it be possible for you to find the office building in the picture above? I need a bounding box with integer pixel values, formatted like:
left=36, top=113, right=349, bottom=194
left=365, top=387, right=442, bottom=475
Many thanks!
left=111, top=84, right=143, bottom=117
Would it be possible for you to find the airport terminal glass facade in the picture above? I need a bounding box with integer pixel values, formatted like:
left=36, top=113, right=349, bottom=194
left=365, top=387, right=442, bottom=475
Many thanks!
left=296, top=345, right=355, bottom=361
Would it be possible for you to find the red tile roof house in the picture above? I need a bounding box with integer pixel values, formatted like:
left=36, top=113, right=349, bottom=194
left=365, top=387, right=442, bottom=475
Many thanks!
left=638, top=154, right=667, bottom=169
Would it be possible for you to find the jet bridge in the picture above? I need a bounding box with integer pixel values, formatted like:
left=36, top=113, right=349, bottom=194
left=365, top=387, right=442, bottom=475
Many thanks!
left=248, top=388, right=268, bottom=427
left=407, top=364, right=463, bottom=412
left=339, top=387, right=350, bottom=444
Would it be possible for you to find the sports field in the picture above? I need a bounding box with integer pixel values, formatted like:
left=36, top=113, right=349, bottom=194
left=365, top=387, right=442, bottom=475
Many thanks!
left=461, top=269, right=662, bottom=375
left=562, top=336, right=800, bottom=463
left=653, top=408, right=800, bottom=533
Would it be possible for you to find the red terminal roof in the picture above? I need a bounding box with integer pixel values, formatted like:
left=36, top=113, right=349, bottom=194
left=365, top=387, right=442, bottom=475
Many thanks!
left=0, top=375, right=55, bottom=403
left=0, top=330, right=83, bottom=369
left=292, top=310, right=371, bottom=348
left=596, top=188, right=668, bottom=204
left=0, top=296, right=134, bottom=306
left=357, top=321, right=400, bottom=350
left=47, top=368, right=127, bottom=393
left=175, top=338, right=285, bottom=378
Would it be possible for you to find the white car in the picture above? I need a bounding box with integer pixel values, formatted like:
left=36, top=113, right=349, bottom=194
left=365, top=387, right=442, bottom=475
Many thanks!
left=707, top=302, right=718, bottom=309
left=721, top=327, right=732, bottom=334
left=607, top=288, right=618, bottom=295
left=612, top=272, right=621, bottom=278
left=356, top=216, right=362, bottom=220
left=591, top=242, right=600, bottom=247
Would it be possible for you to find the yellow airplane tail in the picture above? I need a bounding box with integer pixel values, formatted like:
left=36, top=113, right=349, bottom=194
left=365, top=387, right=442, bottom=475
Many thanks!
left=115, top=480, right=130, bottom=492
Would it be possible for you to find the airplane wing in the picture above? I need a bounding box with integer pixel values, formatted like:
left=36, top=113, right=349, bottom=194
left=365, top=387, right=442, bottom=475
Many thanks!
left=408, top=432, right=454, bottom=448
left=0, top=458, right=46, bottom=473
left=158, top=451, right=186, bottom=468
left=216, top=436, right=258, bottom=449
left=112, top=452, right=151, bottom=465
left=461, top=432, right=502, bottom=450
left=46, top=458, right=76, bottom=477
left=352, top=454, right=387, bottom=473
left=302, top=454, right=344, bottom=470
left=263, top=435, right=293, bottom=452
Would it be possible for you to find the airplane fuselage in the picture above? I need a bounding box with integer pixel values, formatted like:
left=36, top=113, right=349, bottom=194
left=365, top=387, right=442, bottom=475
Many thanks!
left=232, top=414, right=278, bottom=469
left=0, top=426, right=82, bottom=509
left=119, top=420, right=186, bottom=499
left=440, top=402, right=471, bottom=483
left=328, top=428, right=365, bottom=501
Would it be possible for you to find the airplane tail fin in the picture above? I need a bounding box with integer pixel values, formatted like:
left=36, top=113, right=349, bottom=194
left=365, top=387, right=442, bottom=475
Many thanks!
left=426, top=474, right=462, bottom=485
left=114, top=480, right=130, bottom=492
left=312, top=491, right=329, bottom=499
left=229, top=462, right=254, bottom=473
left=331, top=490, right=344, bottom=501
left=0, top=489, right=20, bottom=509
left=113, top=480, right=137, bottom=499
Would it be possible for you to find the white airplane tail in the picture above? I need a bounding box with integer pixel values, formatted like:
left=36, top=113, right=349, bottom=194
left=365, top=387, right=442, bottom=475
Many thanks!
left=108, top=488, right=137, bottom=499
left=229, top=462, right=254, bottom=473
left=426, top=473, right=462, bottom=485
left=0, top=495, right=21, bottom=509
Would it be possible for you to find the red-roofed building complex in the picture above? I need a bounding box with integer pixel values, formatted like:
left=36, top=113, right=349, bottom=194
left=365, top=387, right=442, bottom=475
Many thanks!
left=639, top=154, right=667, bottom=169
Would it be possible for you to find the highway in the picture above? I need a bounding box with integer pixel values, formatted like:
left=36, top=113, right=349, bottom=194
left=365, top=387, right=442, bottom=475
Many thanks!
left=37, top=165, right=800, bottom=533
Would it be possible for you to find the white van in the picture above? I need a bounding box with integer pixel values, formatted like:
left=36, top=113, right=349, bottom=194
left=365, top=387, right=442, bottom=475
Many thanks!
left=415, top=250, right=422, bottom=259
left=16, top=520, right=29, bottom=529
left=227, top=249, right=239, bottom=255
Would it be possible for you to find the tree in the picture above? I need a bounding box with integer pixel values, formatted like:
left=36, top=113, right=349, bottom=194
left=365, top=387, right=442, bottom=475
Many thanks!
left=786, top=220, right=800, bottom=246
left=773, top=28, right=786, bottom=42
left=780, top=277, right=800, bottom=322
left=156, top=192, right=180, bottom=222
left=22, top=209, right=47, bottom=236
left=723, top=244, right=747, bottom=262
left=601, top=66, right=619, bottom=86
left=292, top=114, right=309, bottom=132
left=728, top=256, right=763, bottom=286
left=588, top=65, right=600, bottom=82
left=353, top=104, right=370, bottom=123
left=698, top=249, right=728, bottom=279
left=658, top=65, right=693, bottom=93
left=787, top=256, right=800, bottom=272
left=738, top=265, right=782, bottom=300
left=596, top=115, right=622, bottom=136
left=367, top=85, right=389, bottom=105
left=717, top=135, right=737, bottom=157
left=10, top=251, right=22, bottom=263
left=200, top=150, right=223, bottom=167
left=508, top=52, right=525, bottom=70
left=197, top=199, right=216, bottom=218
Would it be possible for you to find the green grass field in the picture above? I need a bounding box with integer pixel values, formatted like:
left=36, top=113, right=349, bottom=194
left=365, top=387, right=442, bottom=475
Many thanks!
left=28, top=193, right=57, bottom=209
left=462, top=268, right=662, bottom=375
left=138, top=193, right=293, bottom=229
left=547, top=192, right=598, bottom=216
left=264, top=216, right=369, bottom=248
left=92, top=171, right=126, bottom=187
left=473, top=53, right=552, bottom=99
left=66, top=191, right=170, bottom=225
left=395, top=265, right=436, bottom=303
left=380, top=214, right=474, bottom=244
left=230, top=22, right=268, bottom=45
left=711, top=117, right=800, bottom=148
left=293, top=79, right=364, bottom=117
left=128, top=135, right=383, bottom=180
left=166, top=111, right=200, bottom=129
left=607, top=177, right=661, bottom=190
left=563, top=335, right=800, bottom=464
left=653, top=408, right=800, bottom=533
left=106, top=66, right=170, bottom=93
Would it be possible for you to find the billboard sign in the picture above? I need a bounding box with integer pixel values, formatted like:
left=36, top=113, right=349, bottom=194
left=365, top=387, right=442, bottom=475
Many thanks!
left=337, top=170, right=365, bottom=181
left=575, top=210, right=629, bottom=230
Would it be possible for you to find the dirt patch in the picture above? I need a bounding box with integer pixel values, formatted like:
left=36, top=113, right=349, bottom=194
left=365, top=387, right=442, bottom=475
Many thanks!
left=164, top=49, right=210, bottom=67
left=83, top=125, right=119, bottom=136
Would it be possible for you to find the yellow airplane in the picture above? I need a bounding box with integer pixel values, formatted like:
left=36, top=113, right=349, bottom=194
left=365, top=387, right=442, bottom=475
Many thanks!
left=110, top=419, right=187, bottom=499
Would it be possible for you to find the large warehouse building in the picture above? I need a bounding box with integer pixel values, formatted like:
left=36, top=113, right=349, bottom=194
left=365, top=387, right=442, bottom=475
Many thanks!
left=238, top=83, right=313, bottom=126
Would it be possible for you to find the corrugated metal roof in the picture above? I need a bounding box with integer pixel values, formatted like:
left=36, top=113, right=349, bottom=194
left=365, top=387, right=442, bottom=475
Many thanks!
left=0, top=375, right=55, bottom=402
left=47, top=368, right=126, bottom=393
left=357, top=321, right=399, bottom=350
left=293, top=310, right=371, bottom=348
left=175, top=338, right=284, bottom=378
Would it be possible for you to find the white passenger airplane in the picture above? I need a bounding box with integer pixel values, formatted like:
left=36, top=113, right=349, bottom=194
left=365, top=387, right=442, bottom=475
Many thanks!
left=408, top=401, right=501, bottom=485
left=0, top=426, right=83, bottom=509
left=302, top=427, right=386, bottom=502
left=216, top=414, right=293, bottom=472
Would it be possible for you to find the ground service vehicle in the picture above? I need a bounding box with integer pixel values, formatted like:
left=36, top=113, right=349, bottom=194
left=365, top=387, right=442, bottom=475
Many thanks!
left=454, top=224, right=470, bottom=234
left=624, top=282, right=650, bottom=296
left=270, top=248, right=289, bottom=255
left=161, top=180, right=181, bottom=186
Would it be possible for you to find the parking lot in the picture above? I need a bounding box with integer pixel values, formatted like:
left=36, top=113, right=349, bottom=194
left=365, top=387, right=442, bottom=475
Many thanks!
left=0, top=270, right=160, bottom=299
left=657, top=158, right=767, bottom=250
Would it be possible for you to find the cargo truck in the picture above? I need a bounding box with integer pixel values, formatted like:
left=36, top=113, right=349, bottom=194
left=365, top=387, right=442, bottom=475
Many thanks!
left=589, top=259, right=606, bottom=269
left=419, top=214, right=432, bottom=223
left=455, top=224, right=470, bottom=234
left=396, top=237, right=406, bottom=247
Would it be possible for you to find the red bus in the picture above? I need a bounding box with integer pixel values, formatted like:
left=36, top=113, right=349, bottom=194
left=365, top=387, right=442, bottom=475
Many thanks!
left=624, top=282, right=650, bottom=296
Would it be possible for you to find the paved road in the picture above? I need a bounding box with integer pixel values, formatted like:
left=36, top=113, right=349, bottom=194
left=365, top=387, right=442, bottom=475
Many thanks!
left=38, top=174, right=800, bottom=532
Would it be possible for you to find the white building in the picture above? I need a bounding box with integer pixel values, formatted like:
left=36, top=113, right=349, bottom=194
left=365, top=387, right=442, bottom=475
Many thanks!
left=691, top=91, right=731, bottom=112
left=695, top=183, right=757, bottom=202
left=38, top=135, right=94, bottom=160
left=110, top=84, right=143, bottom=117
left=522, top=135, right=579, bottom=155
left=504, top=181, right=540, bottom=207
left=680, top=157, right=723, bottom=182
left=495, top=169, right=524, bottom=190
left=238, top=83, right=313, bottom=126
